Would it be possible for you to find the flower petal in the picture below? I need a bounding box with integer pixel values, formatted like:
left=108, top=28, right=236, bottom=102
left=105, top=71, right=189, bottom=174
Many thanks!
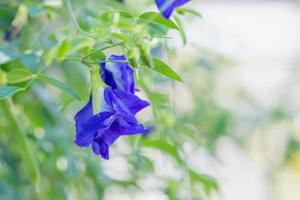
left=100, top=55, right=135, bottom=94
left=75, top=111, right=115, bottom=147
left=155, top=0, right=190, bottom=19
left=114, top=116, right=150, bottom=135
left=104, top=87, right=150, bottom=116
left=74, top=96, right=93, bottom=130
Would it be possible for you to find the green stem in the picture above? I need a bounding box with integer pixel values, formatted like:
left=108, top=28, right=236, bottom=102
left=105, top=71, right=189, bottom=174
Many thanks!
left=82, top=42, right=123, bottom=60
left=0, top=99, right=41, bottom=195
left=65, top=0, right=97, bottom=40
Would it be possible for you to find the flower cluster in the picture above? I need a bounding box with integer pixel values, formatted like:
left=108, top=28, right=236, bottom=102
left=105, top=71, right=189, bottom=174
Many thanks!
left=74, top=55, right=150, bottom=159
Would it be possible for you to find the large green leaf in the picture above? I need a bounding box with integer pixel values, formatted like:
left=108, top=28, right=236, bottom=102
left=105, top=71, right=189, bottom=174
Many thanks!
left=138, top=12, right=178, bottom=30
left=37, top=74, right=81, bottom=101
left=152, top=58, right=183, bottom=82
left=7, top=68, right=33, bottom=84
left=0, top=86, right=22, bottom=100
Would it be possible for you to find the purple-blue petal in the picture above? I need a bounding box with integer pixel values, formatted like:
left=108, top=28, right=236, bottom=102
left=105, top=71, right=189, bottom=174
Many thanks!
left=74, top=96, right=93, bottom=130
left=100, top=55, right=135, bottom=94
left=75, top=111, right=116, bottom=147
left=155, top=0, right=190, bottom=19
left=104, top=87, right=150, bottom=116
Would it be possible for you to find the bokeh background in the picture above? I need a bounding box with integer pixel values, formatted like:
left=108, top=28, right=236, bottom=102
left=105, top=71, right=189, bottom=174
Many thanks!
left=1, top=0, right=300, bottom=200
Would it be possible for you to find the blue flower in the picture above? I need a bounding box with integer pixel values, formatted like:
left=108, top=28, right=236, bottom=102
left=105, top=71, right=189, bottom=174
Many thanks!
left=155, top=0, right=190, bottom=19
left=74, top=55, right=150, bottom=159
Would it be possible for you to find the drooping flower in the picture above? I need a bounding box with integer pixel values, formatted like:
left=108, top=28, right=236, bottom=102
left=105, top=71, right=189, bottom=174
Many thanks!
left=155, top=0, right=190, bottom=19
left=74, top=55, right=150, bottom=159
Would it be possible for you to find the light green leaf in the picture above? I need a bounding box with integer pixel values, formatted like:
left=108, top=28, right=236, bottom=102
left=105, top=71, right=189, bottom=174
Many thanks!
left=176, top=8, right=202, bottom=18
left=141, top=139, right=183, bottom=164
left=7, top=68, right=33, bottom=84
left=88, top=51, right=106, bottom=62
left=174, top=15, right=187, bottom=45
left=69, top=37, right=94, bottom=52
left=152, top=58, right=183, bottom=82
left=37, top=74, right=81, bottom=101
left=100, top=10, right=134, bottom=20
left=56, top=39, right=70, bottom=62
left=0, top=86, right=23, bottom=100
left=138, top=11, right=179, bottom=30
left=189, top=169, right=219, bottom=194
left=44, top=46, right=58, bottom=66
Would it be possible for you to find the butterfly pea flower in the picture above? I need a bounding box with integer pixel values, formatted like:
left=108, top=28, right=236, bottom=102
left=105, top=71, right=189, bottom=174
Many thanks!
left=74, top=55, right=150, bottom=159
left=156, top=0, right=190, bottom=19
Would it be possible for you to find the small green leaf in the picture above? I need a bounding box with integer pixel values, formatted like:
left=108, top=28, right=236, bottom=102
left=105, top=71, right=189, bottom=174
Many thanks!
left=189, top=169, right=219, bottom=194
left=7, top=68, right=33, bottom=84
left=56, top=40, right=70, bottom=62
left=176, top=8, right=202, bottom=18
left=141, top=139, right=183, bottom=164
left=37, top=74, right=81, bottom=101
left=0, top=70, right=7, bottom=86
left=139, top=12, right=179, bottom=30
left=152, top=58, right=183, bottom=82
left=44, top=46, right=58, bottom=66
left=100, top=10, right=134, bottom=20
left=0, top=86, right=23, bottom=100
left=174, top=15, right=187, bottom=45
left=88, top=51, right=106, bottom=62
left=69, top=37, right=94, bottom=52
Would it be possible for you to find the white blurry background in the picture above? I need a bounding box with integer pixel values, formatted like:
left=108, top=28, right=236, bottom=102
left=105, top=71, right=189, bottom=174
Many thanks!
left=184, top=1, right=300, bottom=200
left=106, top=1, right=300, bottom=200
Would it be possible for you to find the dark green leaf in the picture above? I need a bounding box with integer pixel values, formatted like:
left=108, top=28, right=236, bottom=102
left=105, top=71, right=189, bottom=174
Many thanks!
left=0, top=86, right=22, bottom=100
left=37, top=74, right=81, bottom=101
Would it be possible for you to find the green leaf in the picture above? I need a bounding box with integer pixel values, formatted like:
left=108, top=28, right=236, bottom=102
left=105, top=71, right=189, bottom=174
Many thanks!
left=138, top=12, right=179, bottom=30
left=88, top=50, right=106, bottom=62
left=0, top=86, right=22, bottom=100
left=176, top=8, right=202, bottom=18
left=174, top=15, right=187, bottom=45
left=37, top=74, right=81, bottom=101
left=56, top=40, right=70, bottom=62
left=43, top=46, right=58, bottom=66
left=152, top=58, right=183, bottom=82
left=100, top=10, right=134, bottom=21
left=69, top=37, right=94, bottom=52
left=189, top=169, right=219, bottom=194
left=141, top=139, right=183, bottom=164
left=7, top=68, right=33, bottom=84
